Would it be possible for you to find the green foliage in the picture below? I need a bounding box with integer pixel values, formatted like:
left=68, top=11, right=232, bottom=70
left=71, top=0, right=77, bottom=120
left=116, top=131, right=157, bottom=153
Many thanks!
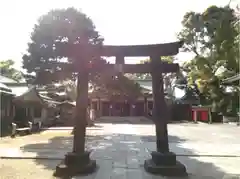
left=22, top=7, right=104, bottom=84
left=23, top=7, right=142, bottom=98
left=140, top=56, right=174, bottom=64
left=178, top=5, right=239, bottom=113
left=178, top=12, right=205, bottom=55
left=0, top=59, right=23, bottom=81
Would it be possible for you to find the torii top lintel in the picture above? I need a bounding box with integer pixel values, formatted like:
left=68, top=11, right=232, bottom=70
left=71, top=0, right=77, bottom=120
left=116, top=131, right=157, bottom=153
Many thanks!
left=101, top=41, right=183, bottom=57
left=75, top=41, right=183, bottom=57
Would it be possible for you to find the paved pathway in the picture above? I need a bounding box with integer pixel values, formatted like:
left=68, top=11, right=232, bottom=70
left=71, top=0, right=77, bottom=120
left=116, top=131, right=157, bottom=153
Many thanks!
left=0, top=122, right=240, bottom=179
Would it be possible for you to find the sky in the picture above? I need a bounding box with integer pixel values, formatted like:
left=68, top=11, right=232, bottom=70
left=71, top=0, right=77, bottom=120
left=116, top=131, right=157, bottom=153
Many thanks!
left=0, top=0, right=239, bottom=70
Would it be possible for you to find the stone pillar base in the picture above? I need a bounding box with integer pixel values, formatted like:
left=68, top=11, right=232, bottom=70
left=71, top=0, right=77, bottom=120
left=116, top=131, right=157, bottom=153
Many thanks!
left=53, top=151, right=97, bottom=178
left=144, top=151, right=187, bottom=177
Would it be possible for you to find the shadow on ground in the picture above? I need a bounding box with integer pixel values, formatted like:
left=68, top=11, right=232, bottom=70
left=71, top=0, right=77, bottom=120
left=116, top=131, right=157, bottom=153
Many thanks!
left=20, top=130, right=239, bottom=179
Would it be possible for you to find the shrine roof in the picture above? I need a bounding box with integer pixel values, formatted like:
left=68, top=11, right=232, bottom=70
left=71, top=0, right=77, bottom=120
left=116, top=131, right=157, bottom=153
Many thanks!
left=59, top=101, right=76, bottom=106
left=10, top=86, right=29, bottom=96
left=0, top=75, right=18, bottom=83
left=222, top=74, right=240, bottom=84
left=0, top=82, right=13, bottom=95
left=136, top=80, right=152, bottom=93
left=0, top=75, right=29, bottom=96
left=13, top=86, right=60, bottom=107
left=14, top=86, right=42, bottom=102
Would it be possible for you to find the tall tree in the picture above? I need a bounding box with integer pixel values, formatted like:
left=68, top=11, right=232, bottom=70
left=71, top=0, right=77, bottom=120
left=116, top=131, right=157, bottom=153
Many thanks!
left=22, top=8, right=104, bottom=84
left=22, top=8, right=142, bottom=99
left=178, top=5, right=239, bottom=113
left=0, top=60, right=23, bottom=81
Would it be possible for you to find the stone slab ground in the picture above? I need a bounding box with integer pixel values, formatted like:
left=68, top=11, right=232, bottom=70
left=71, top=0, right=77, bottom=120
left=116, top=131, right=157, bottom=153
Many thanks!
left=0, top=122, right=240, bottom=179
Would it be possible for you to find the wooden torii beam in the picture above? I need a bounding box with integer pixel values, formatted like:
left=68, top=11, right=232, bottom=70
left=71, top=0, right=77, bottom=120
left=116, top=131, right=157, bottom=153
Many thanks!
left=61, top=41, right=183, bottom=57
left=49, top=41, right=182, bottom=73
left=38, top=63, right=179, bottom=74
left=94, top=63, right=179, bottom=74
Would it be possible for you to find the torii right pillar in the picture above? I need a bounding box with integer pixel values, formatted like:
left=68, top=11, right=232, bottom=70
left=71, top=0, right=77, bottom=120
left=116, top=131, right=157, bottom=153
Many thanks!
left=144, top=55, right=187, bottom=177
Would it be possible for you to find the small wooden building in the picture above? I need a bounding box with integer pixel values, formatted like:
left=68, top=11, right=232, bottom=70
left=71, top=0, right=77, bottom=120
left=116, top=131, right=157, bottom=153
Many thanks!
left=57, top=101, right=76, bottom=126
left=13, top=86, right=60, bottom=126
left=0, top=82, right=15, bottom=136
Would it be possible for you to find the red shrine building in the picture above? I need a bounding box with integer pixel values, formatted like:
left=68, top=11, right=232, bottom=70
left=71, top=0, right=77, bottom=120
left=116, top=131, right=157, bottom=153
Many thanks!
left=88, top=78, right=172, bottom=117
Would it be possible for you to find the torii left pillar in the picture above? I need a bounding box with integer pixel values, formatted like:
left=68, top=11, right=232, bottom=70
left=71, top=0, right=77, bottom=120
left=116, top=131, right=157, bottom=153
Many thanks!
left=54, top=62, right=97, bottom=177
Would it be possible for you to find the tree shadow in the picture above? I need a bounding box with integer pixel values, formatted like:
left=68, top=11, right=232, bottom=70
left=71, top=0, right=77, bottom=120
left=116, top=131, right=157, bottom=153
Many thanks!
left=19, top=131, right=239, bottom=179
left=96, top=116, right=155, bottom=124
left=90, top=124, right=104, bottom=128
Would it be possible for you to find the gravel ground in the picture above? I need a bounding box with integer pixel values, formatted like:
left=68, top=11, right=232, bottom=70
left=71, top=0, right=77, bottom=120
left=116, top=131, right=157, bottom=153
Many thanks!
left=0, top=159, right=60, bottom=179
left=1, top=123, right=239, bottom=179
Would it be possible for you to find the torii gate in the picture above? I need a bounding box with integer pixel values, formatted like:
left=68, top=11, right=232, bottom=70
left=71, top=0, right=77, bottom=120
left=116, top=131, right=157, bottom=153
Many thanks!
left=54, top=41, right=187, bottom=177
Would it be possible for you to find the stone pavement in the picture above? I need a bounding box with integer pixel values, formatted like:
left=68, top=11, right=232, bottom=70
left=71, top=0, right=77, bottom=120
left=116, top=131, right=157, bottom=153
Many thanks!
left=0, top=122, right=240, bottom=179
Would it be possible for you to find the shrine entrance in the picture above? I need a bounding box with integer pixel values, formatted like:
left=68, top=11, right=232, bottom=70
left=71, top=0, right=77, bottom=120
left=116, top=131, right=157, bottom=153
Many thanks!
left=112, top=101, right=130, bottom=116
left=135, top=101, right=145, bottom=116
left=55, top=41, right=187, bottom=177
left=121, top=102, right=131, bottom=116
left=101, top=101, right=110, bottom=116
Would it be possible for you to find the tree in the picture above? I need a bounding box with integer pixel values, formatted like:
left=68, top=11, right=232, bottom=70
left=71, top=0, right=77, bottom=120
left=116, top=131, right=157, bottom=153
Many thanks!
left=22, top=7, right=142, bottom=99
left=179, top=6, right=238, bottom=77
left=0, top=60, right=23, bottom=81
left=233, top=5, right=240, bottom=72
left=178, top=5, right=239, bottom=113
left=22, top=8, right=103, bottom=83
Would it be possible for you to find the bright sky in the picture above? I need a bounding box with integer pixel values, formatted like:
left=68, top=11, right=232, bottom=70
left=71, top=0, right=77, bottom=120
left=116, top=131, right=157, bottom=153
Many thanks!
left=1, top=0, right=238, bottom=70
